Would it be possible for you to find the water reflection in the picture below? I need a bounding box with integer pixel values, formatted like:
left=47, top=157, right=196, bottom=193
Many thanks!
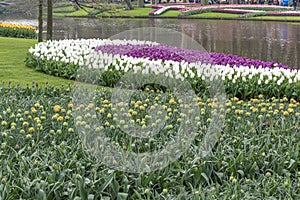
left=2, top=16, right=300, bottom=68
left=53, top=18, right=300, bottom=68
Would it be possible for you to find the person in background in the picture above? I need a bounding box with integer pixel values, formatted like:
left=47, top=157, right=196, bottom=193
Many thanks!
left=293, top=0, right=297, bottom=10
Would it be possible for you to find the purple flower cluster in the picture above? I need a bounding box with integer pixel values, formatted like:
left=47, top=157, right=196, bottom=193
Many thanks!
left=0, top=2, right=11, bottom=6
left=212, top=9, right=300, bottom=16
left=209, top=52, right=293, bottom=69
left=94, top=43, right=294, bottom=69
left=94, top=44, right=212, bottom=63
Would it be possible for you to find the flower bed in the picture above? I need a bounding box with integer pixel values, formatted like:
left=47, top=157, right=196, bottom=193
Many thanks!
left=149, top=5, right=185, bottom=15
left=0, top=82, right=300, bottom=198
left=0, top=22, right=37, bottom=39
left=26, top=39, right=300, bottom=100
left=182, top=4, right=291, bottom=12
left=212, top=8, right=300, bottom=16
left=2, top=36, right=300, bottom=199
left=213, top=8, right=262, bottom=14
left=176, top=4, right=295, bottom=17
left=94, top=43, right=293, bottom=69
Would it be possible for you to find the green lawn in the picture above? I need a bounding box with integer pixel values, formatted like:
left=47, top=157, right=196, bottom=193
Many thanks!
left=160, top=10, right=181, bottom=17
left=192, top=12, right=239, bottom=18
left=0, top=37, right=74, bottom=87
left=64, top=8, right=92, bottom=17
left=53, top=5, right=75, bottom=13
left=93, top=7, right=153, bottom=17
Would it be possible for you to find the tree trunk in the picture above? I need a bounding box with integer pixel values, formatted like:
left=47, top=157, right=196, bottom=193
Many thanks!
left=38, top=0, right=43, bottom=42
left=124, top=0, right=134, bottom=10
left=138, top=0, right=144, bottom=8
left=47, top=0, right=53, bottom=40
left=202, top=0, right=209, bottom=5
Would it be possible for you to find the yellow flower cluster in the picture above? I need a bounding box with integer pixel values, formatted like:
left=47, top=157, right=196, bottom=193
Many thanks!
left=0, top=22, right=36, bottom=31
left=225, top=96, right=300, bottom=118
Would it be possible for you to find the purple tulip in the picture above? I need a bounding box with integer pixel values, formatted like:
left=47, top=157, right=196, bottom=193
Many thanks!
left=94, top=43, right=296, bottom=70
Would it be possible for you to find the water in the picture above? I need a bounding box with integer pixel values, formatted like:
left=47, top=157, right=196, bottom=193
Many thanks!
left=2, top=16, right=300, bottom=68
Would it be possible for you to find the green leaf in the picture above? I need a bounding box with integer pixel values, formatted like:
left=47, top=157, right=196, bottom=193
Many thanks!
left=99, top=175, right=114, bottom=193
left=36, top=189, right=47, bottom=200
left=237, top=170, right=245, bottom=178
left=201, top=172, right=210, bottom=185
left=117, top=193, right=128, bottom=200
left=287, top=159, right=295, bottom=169
left=88, top=194, right=95, bottom=200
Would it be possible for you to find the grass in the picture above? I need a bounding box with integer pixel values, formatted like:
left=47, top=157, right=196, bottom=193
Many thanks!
left=0, top=37, right=74, bottom=87
left=92, top=7, right=153, bottom=17
left=53, top=5, right=76, bottom=13
left=64, top=7, right=94, bottom=17
left=160, top=10, right=181, bottom=17
left=114, top=8, right=153, bottom=16
left=192, top=12, right=239, bottom=18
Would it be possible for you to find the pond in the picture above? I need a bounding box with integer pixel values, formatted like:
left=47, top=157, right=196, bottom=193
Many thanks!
left=2, top=16, right=300, bottom=68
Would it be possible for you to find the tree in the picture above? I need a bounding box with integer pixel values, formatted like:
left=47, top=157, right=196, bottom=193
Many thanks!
left=73, top=0, right=134, bottom=10
left=202, top=0, right=209, bottom=5
left=123, top=0, right=134, bottom=10
left=38, top=0, right=43, bottom=42
left=47, top=0, right=53, bottom=40
left=137, top=0, right=144, bottom=8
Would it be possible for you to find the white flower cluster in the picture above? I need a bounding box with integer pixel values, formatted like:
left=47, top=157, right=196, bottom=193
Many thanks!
left=28, top=39, right=300, bottom=86
left=152, top=6, right=185, bottom=15
left=28, top=38, right=158, bottom=66
left=216, top=64, right=300, bottom=85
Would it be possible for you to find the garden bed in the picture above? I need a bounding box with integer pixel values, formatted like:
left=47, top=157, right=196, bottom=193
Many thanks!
left=0, top=73, right=300, bottom=199
left=0, top=22, right=37, bottom=39
left=0, top=36, right=299, bottom=199
left=26, top=38, right=300, bottom=100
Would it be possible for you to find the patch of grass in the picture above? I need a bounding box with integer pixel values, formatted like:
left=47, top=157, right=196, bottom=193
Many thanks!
left=53, top=13, right=65, bottom=17
left=56, top=7, right=154, bottom=17
left=99, top=7, right=153, bottom=17
left=192, top=12, right=239, bottom=18
left=64, top=8, right=93, bottom=17
left=160, top=10, right=181, bottom=17
left=53, top=5, right=75, bottom=13
left=0, top=37, right=73, bottom=87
